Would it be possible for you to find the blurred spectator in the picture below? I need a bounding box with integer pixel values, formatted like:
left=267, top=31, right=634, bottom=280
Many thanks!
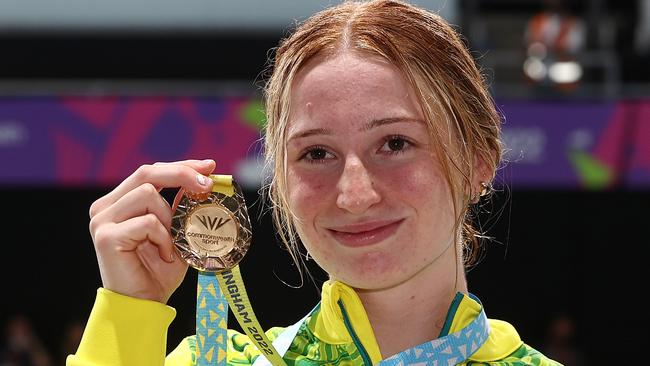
left=526, top=0, right=586, bottom=55
left=636, top=0, right=650, bottom=54
left=59, top=321, right=84, bottom=363
left=524, top=0, right=586, bottom=90
left=543, top=312, right=585, bottom=366
left=0, top=315, right=52, bottom=366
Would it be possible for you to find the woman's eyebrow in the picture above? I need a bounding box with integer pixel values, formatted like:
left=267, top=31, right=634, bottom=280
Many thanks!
left=288, top=127, right=332, bottom=142
left=288, top=117, right=424, bottom=142
left=360, top=117, right=425, bottom=131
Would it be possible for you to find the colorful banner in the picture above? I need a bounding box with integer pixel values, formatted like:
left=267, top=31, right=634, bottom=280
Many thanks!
left=0, top=96, right=647, bottom=189
left=497, top=101, right=649, bottom=189
left=0, top=96, right=264, bottom=186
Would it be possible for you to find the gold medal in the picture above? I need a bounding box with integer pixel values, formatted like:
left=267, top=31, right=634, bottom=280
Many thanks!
left=171, top=175, right=251, bottom=272
left=172, top=174, right=287, bottom=366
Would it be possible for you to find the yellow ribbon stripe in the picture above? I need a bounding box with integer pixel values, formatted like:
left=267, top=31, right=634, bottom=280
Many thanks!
left=217, top=266, right=287, bottom=366
left=210, top=175, right=235, bottom=196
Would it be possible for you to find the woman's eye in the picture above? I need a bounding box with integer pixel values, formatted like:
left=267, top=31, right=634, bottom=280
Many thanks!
left=308, top=148, right=327, bottom=160
left=380, top=136, right=412, bottom=154
left=387, top=138, right=405, bottom=151
left=300, top=146, right=334, bottom=163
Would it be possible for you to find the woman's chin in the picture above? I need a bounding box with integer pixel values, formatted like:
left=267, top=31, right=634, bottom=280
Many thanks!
left=327, top=253, right=410, bottom=290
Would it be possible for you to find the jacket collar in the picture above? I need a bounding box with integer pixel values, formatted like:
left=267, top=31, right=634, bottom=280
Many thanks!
left=308, top=280, right=523, bottom=364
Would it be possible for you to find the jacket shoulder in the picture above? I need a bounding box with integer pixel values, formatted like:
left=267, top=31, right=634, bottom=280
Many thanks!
left=466, top=318, right=562, bottom=366
left=466, top=343, right=564, bottom=366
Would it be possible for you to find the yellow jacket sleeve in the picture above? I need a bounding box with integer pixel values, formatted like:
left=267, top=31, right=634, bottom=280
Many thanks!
left=66, top=288, right=177, bottom=366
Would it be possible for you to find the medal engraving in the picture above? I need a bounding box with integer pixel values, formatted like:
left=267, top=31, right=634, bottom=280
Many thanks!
left=185, top=204, right=238, bottom=257
left=172, top=177, right=252, bottom=272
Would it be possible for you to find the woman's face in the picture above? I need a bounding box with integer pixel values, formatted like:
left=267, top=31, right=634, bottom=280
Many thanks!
left=286, top=51, right=458, bottom=290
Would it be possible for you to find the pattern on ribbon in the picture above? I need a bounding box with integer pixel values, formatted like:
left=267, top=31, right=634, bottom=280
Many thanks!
left=380, top=304, right=490, bottom=366
left=196, top=272, right=229, bottom=365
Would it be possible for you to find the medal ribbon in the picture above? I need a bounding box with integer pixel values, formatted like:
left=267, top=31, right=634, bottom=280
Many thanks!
left=378, top=294, right=490, bottom=366
left=251, top=293, right=490, bottom=366
left=195, top=176, right=287, bottom=366
left=196, top=272, right=228, bottom=364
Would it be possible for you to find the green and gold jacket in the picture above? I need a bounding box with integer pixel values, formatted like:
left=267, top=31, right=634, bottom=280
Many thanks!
left=68, top=281, right=561, bottom=366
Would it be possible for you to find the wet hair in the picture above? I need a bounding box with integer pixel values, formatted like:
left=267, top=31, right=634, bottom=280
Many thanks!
left=263, top=0, right=502, bottom=272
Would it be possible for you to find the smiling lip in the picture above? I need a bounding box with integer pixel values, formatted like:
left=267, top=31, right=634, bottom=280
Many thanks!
left=326, top=219, right=404, bottom=248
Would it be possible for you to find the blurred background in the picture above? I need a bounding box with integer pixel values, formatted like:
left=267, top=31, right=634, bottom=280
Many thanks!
left=0, top=0, right=648, bottom=365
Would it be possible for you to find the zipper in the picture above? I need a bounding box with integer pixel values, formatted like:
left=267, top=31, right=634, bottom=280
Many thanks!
left=337, top=299, right=373, bottom=366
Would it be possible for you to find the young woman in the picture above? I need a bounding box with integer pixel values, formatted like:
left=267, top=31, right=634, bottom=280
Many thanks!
left=68, top=1, right=560, bottom=365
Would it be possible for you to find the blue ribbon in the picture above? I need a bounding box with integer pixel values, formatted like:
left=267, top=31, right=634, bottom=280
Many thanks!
left=379, top=294, right=490, bottom=366
left=196, top=272, right=229, bottom=366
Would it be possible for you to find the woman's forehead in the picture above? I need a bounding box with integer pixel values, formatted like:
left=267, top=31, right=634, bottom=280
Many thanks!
left=292, top=51, right=401, bottom=96
left=288, top=52, right=424, bottom=129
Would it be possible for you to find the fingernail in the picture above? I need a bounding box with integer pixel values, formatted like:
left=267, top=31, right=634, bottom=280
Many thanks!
left=202, top=159, right=213, bottom=166
left=169, top=252, right=175, bottom=262
left=197, top=174, right=207, bottom=186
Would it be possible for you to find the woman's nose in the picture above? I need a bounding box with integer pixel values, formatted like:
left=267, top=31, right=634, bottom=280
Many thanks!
left=336, top=155, right=381, bottom=214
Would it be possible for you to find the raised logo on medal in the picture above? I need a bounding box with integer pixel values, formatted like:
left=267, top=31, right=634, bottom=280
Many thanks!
left=171, top=177, right=252, bottom=272
left=185, top=204, right=238, bottom=257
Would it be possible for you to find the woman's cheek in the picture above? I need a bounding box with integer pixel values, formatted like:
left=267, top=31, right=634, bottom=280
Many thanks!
left=288, top=169, right=332, bottom=219
left=287, top=171, right=338, bottom=269
left=381, top=162, right=438, bottom=198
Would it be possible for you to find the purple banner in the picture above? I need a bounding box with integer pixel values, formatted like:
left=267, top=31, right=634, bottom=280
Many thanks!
left=0, top=96, right=262, bottom=186
left=0, top=96, right=648, bottom=189
left=626, top=103, right=650, bottom=187
left=498, top=101, right=649, bottom=189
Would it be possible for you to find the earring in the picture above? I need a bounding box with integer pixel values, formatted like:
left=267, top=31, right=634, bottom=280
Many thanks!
left=471, top=182, right=492, bottom=204
left=480, top=181, right=492, bottom=197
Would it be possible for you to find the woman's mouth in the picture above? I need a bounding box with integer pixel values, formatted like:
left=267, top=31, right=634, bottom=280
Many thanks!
left=326, top=219, right=405, bottom=247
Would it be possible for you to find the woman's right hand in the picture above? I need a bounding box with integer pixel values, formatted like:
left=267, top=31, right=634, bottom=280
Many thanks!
left=88, top=159, right=216, bottom=304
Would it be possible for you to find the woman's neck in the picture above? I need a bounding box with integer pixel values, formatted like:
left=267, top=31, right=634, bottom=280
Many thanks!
left=354, top=244, right=467, bottom=358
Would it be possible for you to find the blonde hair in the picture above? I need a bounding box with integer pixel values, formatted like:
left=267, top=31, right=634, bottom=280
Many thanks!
left=263, top=0, right=502, bottom=271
